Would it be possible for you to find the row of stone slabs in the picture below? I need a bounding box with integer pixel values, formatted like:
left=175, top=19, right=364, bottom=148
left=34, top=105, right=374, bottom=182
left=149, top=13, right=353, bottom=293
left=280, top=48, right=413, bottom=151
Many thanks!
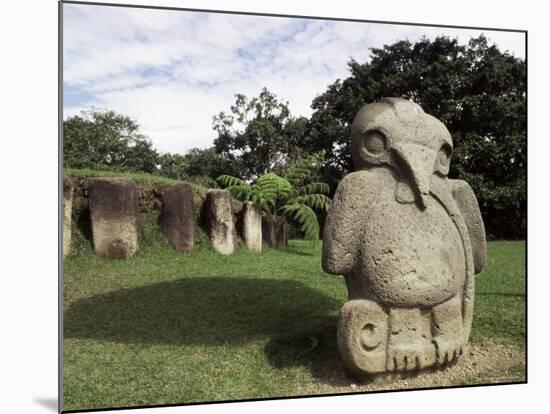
left=63, top=177, right=262, bottom=259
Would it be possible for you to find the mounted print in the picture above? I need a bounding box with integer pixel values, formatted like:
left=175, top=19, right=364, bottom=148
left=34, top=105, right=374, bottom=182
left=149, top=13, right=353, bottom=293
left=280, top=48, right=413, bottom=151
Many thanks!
left=60, top=1, right=526, bottom=412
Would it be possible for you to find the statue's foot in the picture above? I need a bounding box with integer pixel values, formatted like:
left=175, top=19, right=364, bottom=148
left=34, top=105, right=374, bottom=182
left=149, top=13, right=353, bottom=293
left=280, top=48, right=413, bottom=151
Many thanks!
left=386, top=307, right=436, bottom=372
left=386, top=342, right=436, bottom=371
left=431, top=294, right=465, bottom=366
left=337, top=299, right=389, bottom=376
left=433, top=336, right=463, bottom=365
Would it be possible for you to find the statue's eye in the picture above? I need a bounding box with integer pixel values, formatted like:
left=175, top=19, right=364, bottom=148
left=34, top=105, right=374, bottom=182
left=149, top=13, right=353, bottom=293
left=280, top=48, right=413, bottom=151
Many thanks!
left=363, top=130, right=387, bottom=155
left=438, top=144, right=452, bottom=167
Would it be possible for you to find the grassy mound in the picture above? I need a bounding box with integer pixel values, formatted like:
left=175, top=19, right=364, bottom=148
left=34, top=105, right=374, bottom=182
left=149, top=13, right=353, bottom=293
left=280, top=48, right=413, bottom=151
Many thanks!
left=64, top=168, right=211, bottom=197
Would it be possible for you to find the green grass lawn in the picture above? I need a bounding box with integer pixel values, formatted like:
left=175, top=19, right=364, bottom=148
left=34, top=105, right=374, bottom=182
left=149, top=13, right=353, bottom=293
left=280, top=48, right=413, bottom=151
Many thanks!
left=470, top=241, right=526, bottom=348
left=63, top=237, right=525, bottom=411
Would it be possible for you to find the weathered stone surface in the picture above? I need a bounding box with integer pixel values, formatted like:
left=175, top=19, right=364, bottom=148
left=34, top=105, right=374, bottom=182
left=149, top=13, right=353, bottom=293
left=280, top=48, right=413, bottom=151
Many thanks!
left=204, top=189, right=236, bottom=255
left=232, top=199, right=244, bottom=214
left=323, top=98, right=486, bottom=377
left=63, top=175, right=74, bottom=257
left=450, top=180, right=487, bottom=273
left=193, top=194, right=205, bottom=214
left=88, top=178, right=139, bottom=259
left=337, top=299, right=389, bottom=376
left=242, top=201, right=262, bottom=253
left=161, top=183, right=194, bottom=252
left=262, top=215, right=288, bottom=249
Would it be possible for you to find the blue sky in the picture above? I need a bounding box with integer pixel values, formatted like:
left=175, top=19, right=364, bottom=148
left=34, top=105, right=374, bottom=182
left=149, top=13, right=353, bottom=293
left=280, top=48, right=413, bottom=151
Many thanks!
left=63, top=4, right=526, bottom=155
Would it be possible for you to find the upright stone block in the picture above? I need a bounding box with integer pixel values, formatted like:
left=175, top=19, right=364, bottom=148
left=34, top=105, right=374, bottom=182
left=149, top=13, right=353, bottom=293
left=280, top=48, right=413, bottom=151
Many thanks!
left=88, top=178, right=139, bottom=259
left=242, top=201, right=262, bottom=253
left=161, top=183, right=194, bottom=252
left=262, top=215, right=288, bottom=249
left=204, top=189, right=236, bottom=255
left=322, top=98, right=487, bottom=377
left=63, top=175, right=74, bottom=257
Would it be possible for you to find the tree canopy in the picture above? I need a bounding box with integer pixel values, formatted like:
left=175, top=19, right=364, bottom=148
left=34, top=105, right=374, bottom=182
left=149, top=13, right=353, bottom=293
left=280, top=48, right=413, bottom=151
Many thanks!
left=157, top=148, right=240, bottom=182
left=63, top=108, right=159, bottom=173
left=64, top=35, right=526, bottom=239
left=212, top=87, right=308, bottom=179
left=304, top=35, right=526, bottom=238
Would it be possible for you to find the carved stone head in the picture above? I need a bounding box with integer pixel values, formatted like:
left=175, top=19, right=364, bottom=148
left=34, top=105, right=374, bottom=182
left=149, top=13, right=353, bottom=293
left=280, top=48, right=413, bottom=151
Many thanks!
left=351, top=97, right=453, bottom=209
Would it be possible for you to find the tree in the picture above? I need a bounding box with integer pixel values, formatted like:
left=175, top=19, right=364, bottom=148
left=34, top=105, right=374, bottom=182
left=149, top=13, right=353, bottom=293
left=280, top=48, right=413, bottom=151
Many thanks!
left=305, top=35, right=526, bottom=239
left=158, top=153, right=188, bottom=180
left=212, top=87, right=307, bottom=179
left=157, top=148, right=241, bottom=183
left=182, top=147, right=241, bottom=179
left=216, top=156, right=331, bottom=246
left=63, top=108, right=159, bottom=173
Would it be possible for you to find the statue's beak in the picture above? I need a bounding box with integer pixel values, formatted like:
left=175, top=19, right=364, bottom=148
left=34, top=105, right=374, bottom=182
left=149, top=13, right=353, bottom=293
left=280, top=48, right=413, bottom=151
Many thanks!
left=393, top=143, right=437, bottom=210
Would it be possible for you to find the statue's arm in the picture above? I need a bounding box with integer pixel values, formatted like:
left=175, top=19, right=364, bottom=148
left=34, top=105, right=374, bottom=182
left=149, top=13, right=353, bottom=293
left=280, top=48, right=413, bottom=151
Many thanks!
left=450, top=179, right=487, bottom=274
left=322, top=170, right=380, bottom=275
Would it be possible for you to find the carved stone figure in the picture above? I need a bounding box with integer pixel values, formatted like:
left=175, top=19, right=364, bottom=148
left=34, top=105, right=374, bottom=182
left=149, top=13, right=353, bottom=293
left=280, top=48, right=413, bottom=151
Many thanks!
left=322, top=98, right=486, bottom=376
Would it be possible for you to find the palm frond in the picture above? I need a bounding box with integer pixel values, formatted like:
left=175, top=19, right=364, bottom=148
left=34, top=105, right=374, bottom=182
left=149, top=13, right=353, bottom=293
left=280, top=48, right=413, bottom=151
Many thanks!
left=216, top=175, right=248, bottom=188
left=256, top=172, right=292, bottom=202
left=279, top=203, right=320, bottom=240
left=296, top=182, right=331, bottom=195
left=285, top=166, right=311, bottom=182
left=290, top=194, right=332, bottom=212
left=226, top=184, right=251, bottom=201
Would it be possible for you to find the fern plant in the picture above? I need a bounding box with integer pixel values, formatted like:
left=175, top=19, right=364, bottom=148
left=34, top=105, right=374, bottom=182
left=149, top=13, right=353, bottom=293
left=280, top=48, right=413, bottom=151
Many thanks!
left=216, top=160, right=331, bottom=240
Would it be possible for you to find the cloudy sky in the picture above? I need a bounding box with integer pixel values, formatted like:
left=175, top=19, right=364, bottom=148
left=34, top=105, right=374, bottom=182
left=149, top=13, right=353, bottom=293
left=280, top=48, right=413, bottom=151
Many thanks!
left=63, top=3, right=526, bottom=155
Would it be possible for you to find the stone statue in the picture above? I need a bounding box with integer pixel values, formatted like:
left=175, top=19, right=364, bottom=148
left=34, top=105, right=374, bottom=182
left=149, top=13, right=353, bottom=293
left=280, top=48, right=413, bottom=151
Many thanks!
left=322, top=98, right=486, bottom=377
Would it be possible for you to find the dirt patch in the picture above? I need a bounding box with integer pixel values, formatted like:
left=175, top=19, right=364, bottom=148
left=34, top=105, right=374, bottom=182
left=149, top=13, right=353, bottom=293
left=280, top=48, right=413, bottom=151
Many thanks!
left=297, top=341, right=525, bottom=395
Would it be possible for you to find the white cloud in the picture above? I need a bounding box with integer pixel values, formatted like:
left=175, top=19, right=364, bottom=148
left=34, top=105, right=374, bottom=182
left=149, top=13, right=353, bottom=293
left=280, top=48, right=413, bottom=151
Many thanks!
left=63, top=4, right=525, bottom=155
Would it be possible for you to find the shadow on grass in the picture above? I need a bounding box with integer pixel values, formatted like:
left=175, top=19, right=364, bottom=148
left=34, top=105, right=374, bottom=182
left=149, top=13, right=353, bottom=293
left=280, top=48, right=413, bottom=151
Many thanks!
left=64, top=277, right=342, bottom=348
left=264, top=322, right=355, bottom=386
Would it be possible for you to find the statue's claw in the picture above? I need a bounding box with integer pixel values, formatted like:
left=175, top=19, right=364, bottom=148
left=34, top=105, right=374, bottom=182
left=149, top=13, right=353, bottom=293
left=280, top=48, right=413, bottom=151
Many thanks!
left=386, top=307, right=436, bottom=372
left=431, top=294, right=466, bottom=366
left=386, top=345, right=436, bottom=371
left=434, top=337, right=464, bottom=366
